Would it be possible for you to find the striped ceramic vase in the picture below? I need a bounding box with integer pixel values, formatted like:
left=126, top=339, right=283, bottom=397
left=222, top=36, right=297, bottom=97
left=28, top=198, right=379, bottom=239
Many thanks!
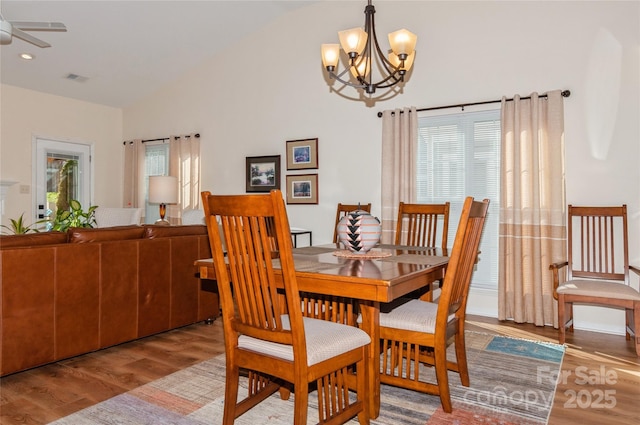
left=336, top=209, right=381, bottom=253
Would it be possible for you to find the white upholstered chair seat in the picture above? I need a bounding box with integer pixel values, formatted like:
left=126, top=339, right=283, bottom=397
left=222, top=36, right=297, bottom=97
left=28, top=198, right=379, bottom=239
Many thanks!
left=181, top=208, right=205, bottom=225
left=557, top=279, right=640, bottom=301
left=238, top=315, right=371, bottom=366
left=377, top=299, right=455, bottom=334
left=94, top=207, right=143, bottom=227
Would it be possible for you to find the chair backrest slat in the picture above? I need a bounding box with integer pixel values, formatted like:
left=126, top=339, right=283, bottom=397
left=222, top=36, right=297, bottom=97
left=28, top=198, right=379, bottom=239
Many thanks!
left=569, top=205, right=629, bottom=283
left=437, top=198, right=488, bottom=323
left=202, top=190, right=305, bottom=351
left=394, top=202, right=450, bottom=249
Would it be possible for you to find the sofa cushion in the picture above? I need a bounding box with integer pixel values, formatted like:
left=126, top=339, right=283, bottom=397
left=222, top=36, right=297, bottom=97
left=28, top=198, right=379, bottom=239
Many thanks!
left=68, top=225, right=145, bottom=243
left=143, top=224, right=207, bottom=239
left=0, top=231, right=68, bottom=249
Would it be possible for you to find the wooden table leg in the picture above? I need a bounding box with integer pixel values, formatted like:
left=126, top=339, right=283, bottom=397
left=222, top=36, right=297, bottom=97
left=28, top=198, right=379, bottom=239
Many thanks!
left=359, top=300, right=381, bottom=419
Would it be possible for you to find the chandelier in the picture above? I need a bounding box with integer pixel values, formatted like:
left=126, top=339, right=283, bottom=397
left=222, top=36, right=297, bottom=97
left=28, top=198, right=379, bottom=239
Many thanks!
left=321, top=0, right=417, bottom=96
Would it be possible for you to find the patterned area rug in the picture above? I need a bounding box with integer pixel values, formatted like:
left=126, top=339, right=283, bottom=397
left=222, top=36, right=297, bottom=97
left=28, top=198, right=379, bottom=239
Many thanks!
left=51, top=332, right=564, bottom=425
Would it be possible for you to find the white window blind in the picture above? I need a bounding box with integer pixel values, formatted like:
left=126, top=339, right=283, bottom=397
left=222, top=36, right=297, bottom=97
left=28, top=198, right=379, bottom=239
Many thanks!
left=417, top=109, right=500, bottom=289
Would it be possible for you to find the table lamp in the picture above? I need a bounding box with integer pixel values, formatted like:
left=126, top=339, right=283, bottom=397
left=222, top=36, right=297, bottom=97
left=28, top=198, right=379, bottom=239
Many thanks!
left=148, top=175, right=178, bottom=225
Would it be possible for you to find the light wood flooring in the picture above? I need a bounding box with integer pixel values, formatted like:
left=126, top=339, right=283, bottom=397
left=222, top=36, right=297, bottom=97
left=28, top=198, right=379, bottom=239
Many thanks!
left=1, top=315, right=638, bottom=424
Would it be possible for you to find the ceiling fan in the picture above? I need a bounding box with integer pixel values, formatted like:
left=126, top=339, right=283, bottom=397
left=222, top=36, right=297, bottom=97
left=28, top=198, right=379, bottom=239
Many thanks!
left=0, top=14, right=66, bottom=48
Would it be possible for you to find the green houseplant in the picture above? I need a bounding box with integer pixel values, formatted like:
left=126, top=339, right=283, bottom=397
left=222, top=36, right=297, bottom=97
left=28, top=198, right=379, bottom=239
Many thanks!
left=0, top=213, right=41, bottom=235
left=49, top=199, right=98, bottom=232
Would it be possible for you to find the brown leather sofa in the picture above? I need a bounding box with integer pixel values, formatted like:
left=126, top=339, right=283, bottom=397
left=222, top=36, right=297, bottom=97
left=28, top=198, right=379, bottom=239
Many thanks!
left=0, top=224, right=218, bottom=377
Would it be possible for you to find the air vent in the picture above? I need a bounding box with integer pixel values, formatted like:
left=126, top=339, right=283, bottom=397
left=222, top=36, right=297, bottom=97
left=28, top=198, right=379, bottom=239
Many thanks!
left=65, top=73, right=88, bottom=82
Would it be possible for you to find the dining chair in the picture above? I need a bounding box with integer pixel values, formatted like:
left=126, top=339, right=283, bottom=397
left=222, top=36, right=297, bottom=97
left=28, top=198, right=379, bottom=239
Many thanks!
left=376, top=197, right=489, bottom=413
left=550, top=205, right=640, bottom=356
left=394, top=202, right=450, bottom=249
left=201, top=190, right=371, bottom=425
left=394, top=202, right=451, bottom=300
left=333, top=203, right=372, bottom=243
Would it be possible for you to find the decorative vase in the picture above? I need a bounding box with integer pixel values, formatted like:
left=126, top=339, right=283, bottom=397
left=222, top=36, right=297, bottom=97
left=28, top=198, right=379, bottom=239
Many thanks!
left=336, top=209, right=381, bottom=253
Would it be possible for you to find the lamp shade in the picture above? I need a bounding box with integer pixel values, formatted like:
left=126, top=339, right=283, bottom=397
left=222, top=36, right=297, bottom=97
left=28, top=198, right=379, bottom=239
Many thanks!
left=321, top=44, right=340, bottom=69
left=149, top=175, right=178, bottom=204
left=338, top=27, right=367, bottom=56
left=388, top=29, right=417, bottom=57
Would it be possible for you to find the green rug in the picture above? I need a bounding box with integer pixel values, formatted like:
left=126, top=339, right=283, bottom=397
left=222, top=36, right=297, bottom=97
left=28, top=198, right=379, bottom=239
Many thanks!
left=51, top=332, right=564, bottom=425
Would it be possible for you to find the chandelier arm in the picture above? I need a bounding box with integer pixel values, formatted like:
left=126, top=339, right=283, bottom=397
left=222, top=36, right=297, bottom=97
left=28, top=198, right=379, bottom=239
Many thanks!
left=368, top=6, right=401, bottom=77
left=359, top=1, right=405, bottom=91
left=328, top=69, right=368, bottom=90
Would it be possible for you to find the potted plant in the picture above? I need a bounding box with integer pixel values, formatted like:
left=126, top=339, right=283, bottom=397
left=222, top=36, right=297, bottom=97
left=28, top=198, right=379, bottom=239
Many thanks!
left=0, top=213, right=41, bottom=235
left=48, top=199, right=98, bottom=232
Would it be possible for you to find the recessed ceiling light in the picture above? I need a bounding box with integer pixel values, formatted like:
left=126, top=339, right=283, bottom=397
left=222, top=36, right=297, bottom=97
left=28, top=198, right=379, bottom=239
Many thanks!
left=20, top=53, right=34, bottom=60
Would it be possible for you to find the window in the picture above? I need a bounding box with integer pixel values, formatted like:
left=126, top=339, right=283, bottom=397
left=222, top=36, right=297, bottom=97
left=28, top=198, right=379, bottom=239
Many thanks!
left=144, top=142, right=169, bottom=223
left=417, top=109, right=500, bottom=289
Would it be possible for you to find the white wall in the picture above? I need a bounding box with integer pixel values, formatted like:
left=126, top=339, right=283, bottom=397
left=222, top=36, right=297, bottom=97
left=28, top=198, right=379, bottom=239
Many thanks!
left=123, top=1, right=640, bottom=333
left=0, top=84, right=123, bottom=221
left=1, top=1, right=637, bottom=334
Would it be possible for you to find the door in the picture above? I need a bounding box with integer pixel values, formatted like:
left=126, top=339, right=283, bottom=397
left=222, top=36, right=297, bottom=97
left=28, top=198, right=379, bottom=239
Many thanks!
left=34, top=138, right=92, bottom=225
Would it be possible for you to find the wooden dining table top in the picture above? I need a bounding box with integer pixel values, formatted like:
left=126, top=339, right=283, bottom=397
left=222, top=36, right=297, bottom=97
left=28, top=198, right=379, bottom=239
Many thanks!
left=195, top=243, right=449, bottom=303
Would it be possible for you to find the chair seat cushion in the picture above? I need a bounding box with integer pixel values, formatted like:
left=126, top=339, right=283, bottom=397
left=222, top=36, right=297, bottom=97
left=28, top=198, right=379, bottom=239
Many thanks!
left=378, top=299, right=454, bottom=333
left=557, top=280, right=640, bottom=301
left=238, top=316, right=371, bottom=366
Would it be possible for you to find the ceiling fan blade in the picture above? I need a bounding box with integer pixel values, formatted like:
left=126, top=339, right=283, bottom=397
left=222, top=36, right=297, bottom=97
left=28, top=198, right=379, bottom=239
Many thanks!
left=12, top=27, right=51, bottom=48
left=10, top=21, right=66, bottom=32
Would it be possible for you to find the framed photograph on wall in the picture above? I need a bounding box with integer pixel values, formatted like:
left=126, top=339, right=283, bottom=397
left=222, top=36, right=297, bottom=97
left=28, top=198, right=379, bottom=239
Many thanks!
left=285, top=174, right=318, bottom=204
left=246, top=155, right=281, bottom=193
left=286, top=138, right=318, bottom=170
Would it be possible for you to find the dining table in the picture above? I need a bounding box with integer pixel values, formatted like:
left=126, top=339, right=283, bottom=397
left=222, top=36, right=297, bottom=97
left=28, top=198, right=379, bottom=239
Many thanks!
left=195, top=243, right=449, bottom=419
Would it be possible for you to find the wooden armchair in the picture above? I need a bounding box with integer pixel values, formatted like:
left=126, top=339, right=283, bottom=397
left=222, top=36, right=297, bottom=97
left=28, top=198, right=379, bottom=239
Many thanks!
left=333, top=203, right=372, bottom=243
left=394, top=202, right=450, bottom=250
left=201, top=190, right=371, bottom=424
left=377, top=197, right=489, bottom=413
left=550, top=205, right=640, bottom=356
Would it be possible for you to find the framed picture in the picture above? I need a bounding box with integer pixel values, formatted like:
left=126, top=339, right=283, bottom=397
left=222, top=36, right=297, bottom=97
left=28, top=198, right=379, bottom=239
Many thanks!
left=285, top=174, right=318, bottom=204
left=286, top=138, right=318, bottom=170
left=246, top=155, right=281, bottom=193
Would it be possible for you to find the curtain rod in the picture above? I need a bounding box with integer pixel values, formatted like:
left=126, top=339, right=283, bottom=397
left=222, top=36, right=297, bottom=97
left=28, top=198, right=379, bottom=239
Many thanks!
left=376, top=90, right=571, bottom=118
left=123, top=133, right=200, bottom=145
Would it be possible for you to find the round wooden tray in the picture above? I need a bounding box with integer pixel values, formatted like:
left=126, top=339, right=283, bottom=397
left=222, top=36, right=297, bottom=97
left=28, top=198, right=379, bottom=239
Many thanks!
left=332, top=250, right=392, bottom=259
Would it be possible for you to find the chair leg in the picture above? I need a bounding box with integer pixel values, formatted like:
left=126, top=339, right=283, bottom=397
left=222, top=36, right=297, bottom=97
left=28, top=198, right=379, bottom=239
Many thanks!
left=558, top=296, right=566, bottom=344
left=558, top=296, right=573, bottom=344
left=292, top=379, right=309, bottom=425
left=625, top=308, right=633, bottom=341
left=633, top=302, right=640, bottom=357
left=356, top=351, right=370, bottom=425
left=568, top=302, right=574, bottom=332
left=223, top=365, right=240, bottom=425
left=454, top=327, right=470, bottom=387
left=434, top=342, right=452, bottom=413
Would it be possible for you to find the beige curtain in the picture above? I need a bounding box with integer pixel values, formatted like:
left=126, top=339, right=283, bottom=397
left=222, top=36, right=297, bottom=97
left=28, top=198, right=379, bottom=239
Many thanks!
left=168, top=133, right=201, bottom=224
left=381, top=107, right=417, bottom=244
left=498, top=90, right=566, bottom=327
left=122, top=139, right=145, bottom=208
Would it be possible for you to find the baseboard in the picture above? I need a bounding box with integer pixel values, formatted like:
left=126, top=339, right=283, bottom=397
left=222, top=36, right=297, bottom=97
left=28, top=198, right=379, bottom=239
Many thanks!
left=464, top=287, right=627, bottom=337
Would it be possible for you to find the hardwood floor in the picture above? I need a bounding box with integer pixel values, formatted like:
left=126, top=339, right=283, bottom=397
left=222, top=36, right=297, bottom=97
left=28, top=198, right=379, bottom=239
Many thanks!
left=0, top=315, right=638, bottom=424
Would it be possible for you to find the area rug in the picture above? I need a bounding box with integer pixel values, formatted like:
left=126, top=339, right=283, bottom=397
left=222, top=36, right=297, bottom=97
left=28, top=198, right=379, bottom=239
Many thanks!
left=51, top=332, right=564, bottom=425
